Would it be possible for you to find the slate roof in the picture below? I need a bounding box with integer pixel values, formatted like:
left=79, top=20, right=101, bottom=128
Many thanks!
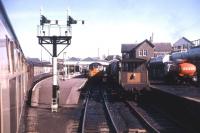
left=121, top=44, right=137, bottom=53
left=134, top=39, right=154, bottom=49
left=81, top=57, right=96, bottom=61
left=68, top=57, right=80, bottom=61
left=27, top=58, right=51, bottom=66
left=27, top=58, right=41, bottom=64
left=173, top=37, right=195, bottom=47
left=154, top=43, right=172, bottom=52
left=121, top=39, right=154, bottom=53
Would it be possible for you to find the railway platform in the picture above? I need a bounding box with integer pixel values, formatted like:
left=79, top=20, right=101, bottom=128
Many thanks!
left=150, top=84, right=200, bottom=102
left=24, top=75, right=87, bottom=133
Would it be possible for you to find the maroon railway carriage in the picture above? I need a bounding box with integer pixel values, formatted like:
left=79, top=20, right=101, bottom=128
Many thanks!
left=0, top=2, right=51, bottom=133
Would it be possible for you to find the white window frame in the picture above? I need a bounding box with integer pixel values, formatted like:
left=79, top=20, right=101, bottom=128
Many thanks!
left=139, top=50, right=143, bottom=56
left=143, top=50, right=147, bottom=56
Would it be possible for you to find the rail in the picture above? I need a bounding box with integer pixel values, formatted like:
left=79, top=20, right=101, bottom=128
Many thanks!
left=126, top=100, right=192, bottom=132
left=126, top=101, right=159, bottom=133
left=103, top=90, right=147, bottom=133
left=80, top=87, right=112, bottom=133
left=81, top=90, right=90, bottom=133
left=102, top=91, right=119, bottom=133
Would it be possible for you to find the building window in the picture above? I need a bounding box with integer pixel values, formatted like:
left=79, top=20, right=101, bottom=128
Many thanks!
left=139, top=49, right=148, bottom=56
left=143, top=50, right=147, bottom=56
left=122, top=53, right=129, bottom=59
left=139, top=50, right=143, bottom=56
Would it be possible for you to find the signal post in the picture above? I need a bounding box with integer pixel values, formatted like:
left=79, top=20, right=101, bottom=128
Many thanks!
left=37, top=12, right=83, bottom=112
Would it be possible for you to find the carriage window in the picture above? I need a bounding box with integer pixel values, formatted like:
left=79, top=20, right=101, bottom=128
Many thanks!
left=18, top=52, right=22, bottom=71
left=10, top=41, right=15, bottom=72
left=0, top=38, right=9, bottom=73
left=7, top=39, right=11, bottom=72
left=14, top=46, right=20, bottom=71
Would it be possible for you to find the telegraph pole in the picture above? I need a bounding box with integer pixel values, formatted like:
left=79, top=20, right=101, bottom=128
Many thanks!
left=37, top=11, right=84, bottom=112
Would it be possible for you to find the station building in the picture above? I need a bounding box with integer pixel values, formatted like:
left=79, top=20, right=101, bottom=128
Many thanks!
left=57, top=57, right=109, bottom=74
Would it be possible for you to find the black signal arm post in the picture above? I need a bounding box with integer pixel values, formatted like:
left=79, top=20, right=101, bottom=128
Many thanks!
left=37, top=36, right=71, bottom=112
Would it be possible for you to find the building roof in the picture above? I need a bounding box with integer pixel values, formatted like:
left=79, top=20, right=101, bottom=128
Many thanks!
left=27, top=58, right=40, bottom=63
left=121, top=44, right=137, bottom=53
left=134, top=39, right=154, bottom=50
left=27, top=58, right=51, bottom=66
left=121, top=39, right=154, bottom=53
left=81, top=57, right=96, bottom=61
left=68, top=57, right=80, bottom=61
left=154, top=43, right=172, bottom=52
left=173, top=37, right=195, bottom=47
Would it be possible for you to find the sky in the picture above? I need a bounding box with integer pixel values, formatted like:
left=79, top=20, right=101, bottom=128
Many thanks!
left=2, top=0, right=200, bottom=60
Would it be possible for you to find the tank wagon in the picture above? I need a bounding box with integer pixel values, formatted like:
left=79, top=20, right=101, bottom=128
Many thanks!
left=148, top=46, right=200, bottom=85
left=171, top=46, right=200, bottom=84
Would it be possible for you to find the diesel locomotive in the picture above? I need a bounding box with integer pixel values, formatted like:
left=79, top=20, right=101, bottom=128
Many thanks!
left=88, top=62, right=104, bottom=78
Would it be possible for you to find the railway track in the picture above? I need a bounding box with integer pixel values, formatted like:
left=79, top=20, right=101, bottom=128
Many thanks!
left=80, top=86, right=114, bottom=133
left=105, top=82, right=197, bottom=133
left=103, top=91, right=147, bottom=133
left=80, top=79, right=196, bottom=133
left=126, top=101, right=195, bottom=133
left=79, top=78, right=149, bottom=133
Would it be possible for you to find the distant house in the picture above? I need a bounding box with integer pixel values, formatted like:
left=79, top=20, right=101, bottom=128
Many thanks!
left=27, top=58, right=51, bottom=75
left=153, top=43, right=172, bottom=57
left=173, top=37, right=195, bottom=52
left=58, top=57, right=80, bottom=72
left=105, top=55, right=121, bottom=61
left=57, top=57, right=109, bottom=73
left=192, top=39, right=200, bottom=46
left=27, top=58, right=41, bottom=65
left=121, top=39, right=154, bottom=61
left=81, top=57, right=96, bottom=61
left=27, top=58, right=51, bottom=66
